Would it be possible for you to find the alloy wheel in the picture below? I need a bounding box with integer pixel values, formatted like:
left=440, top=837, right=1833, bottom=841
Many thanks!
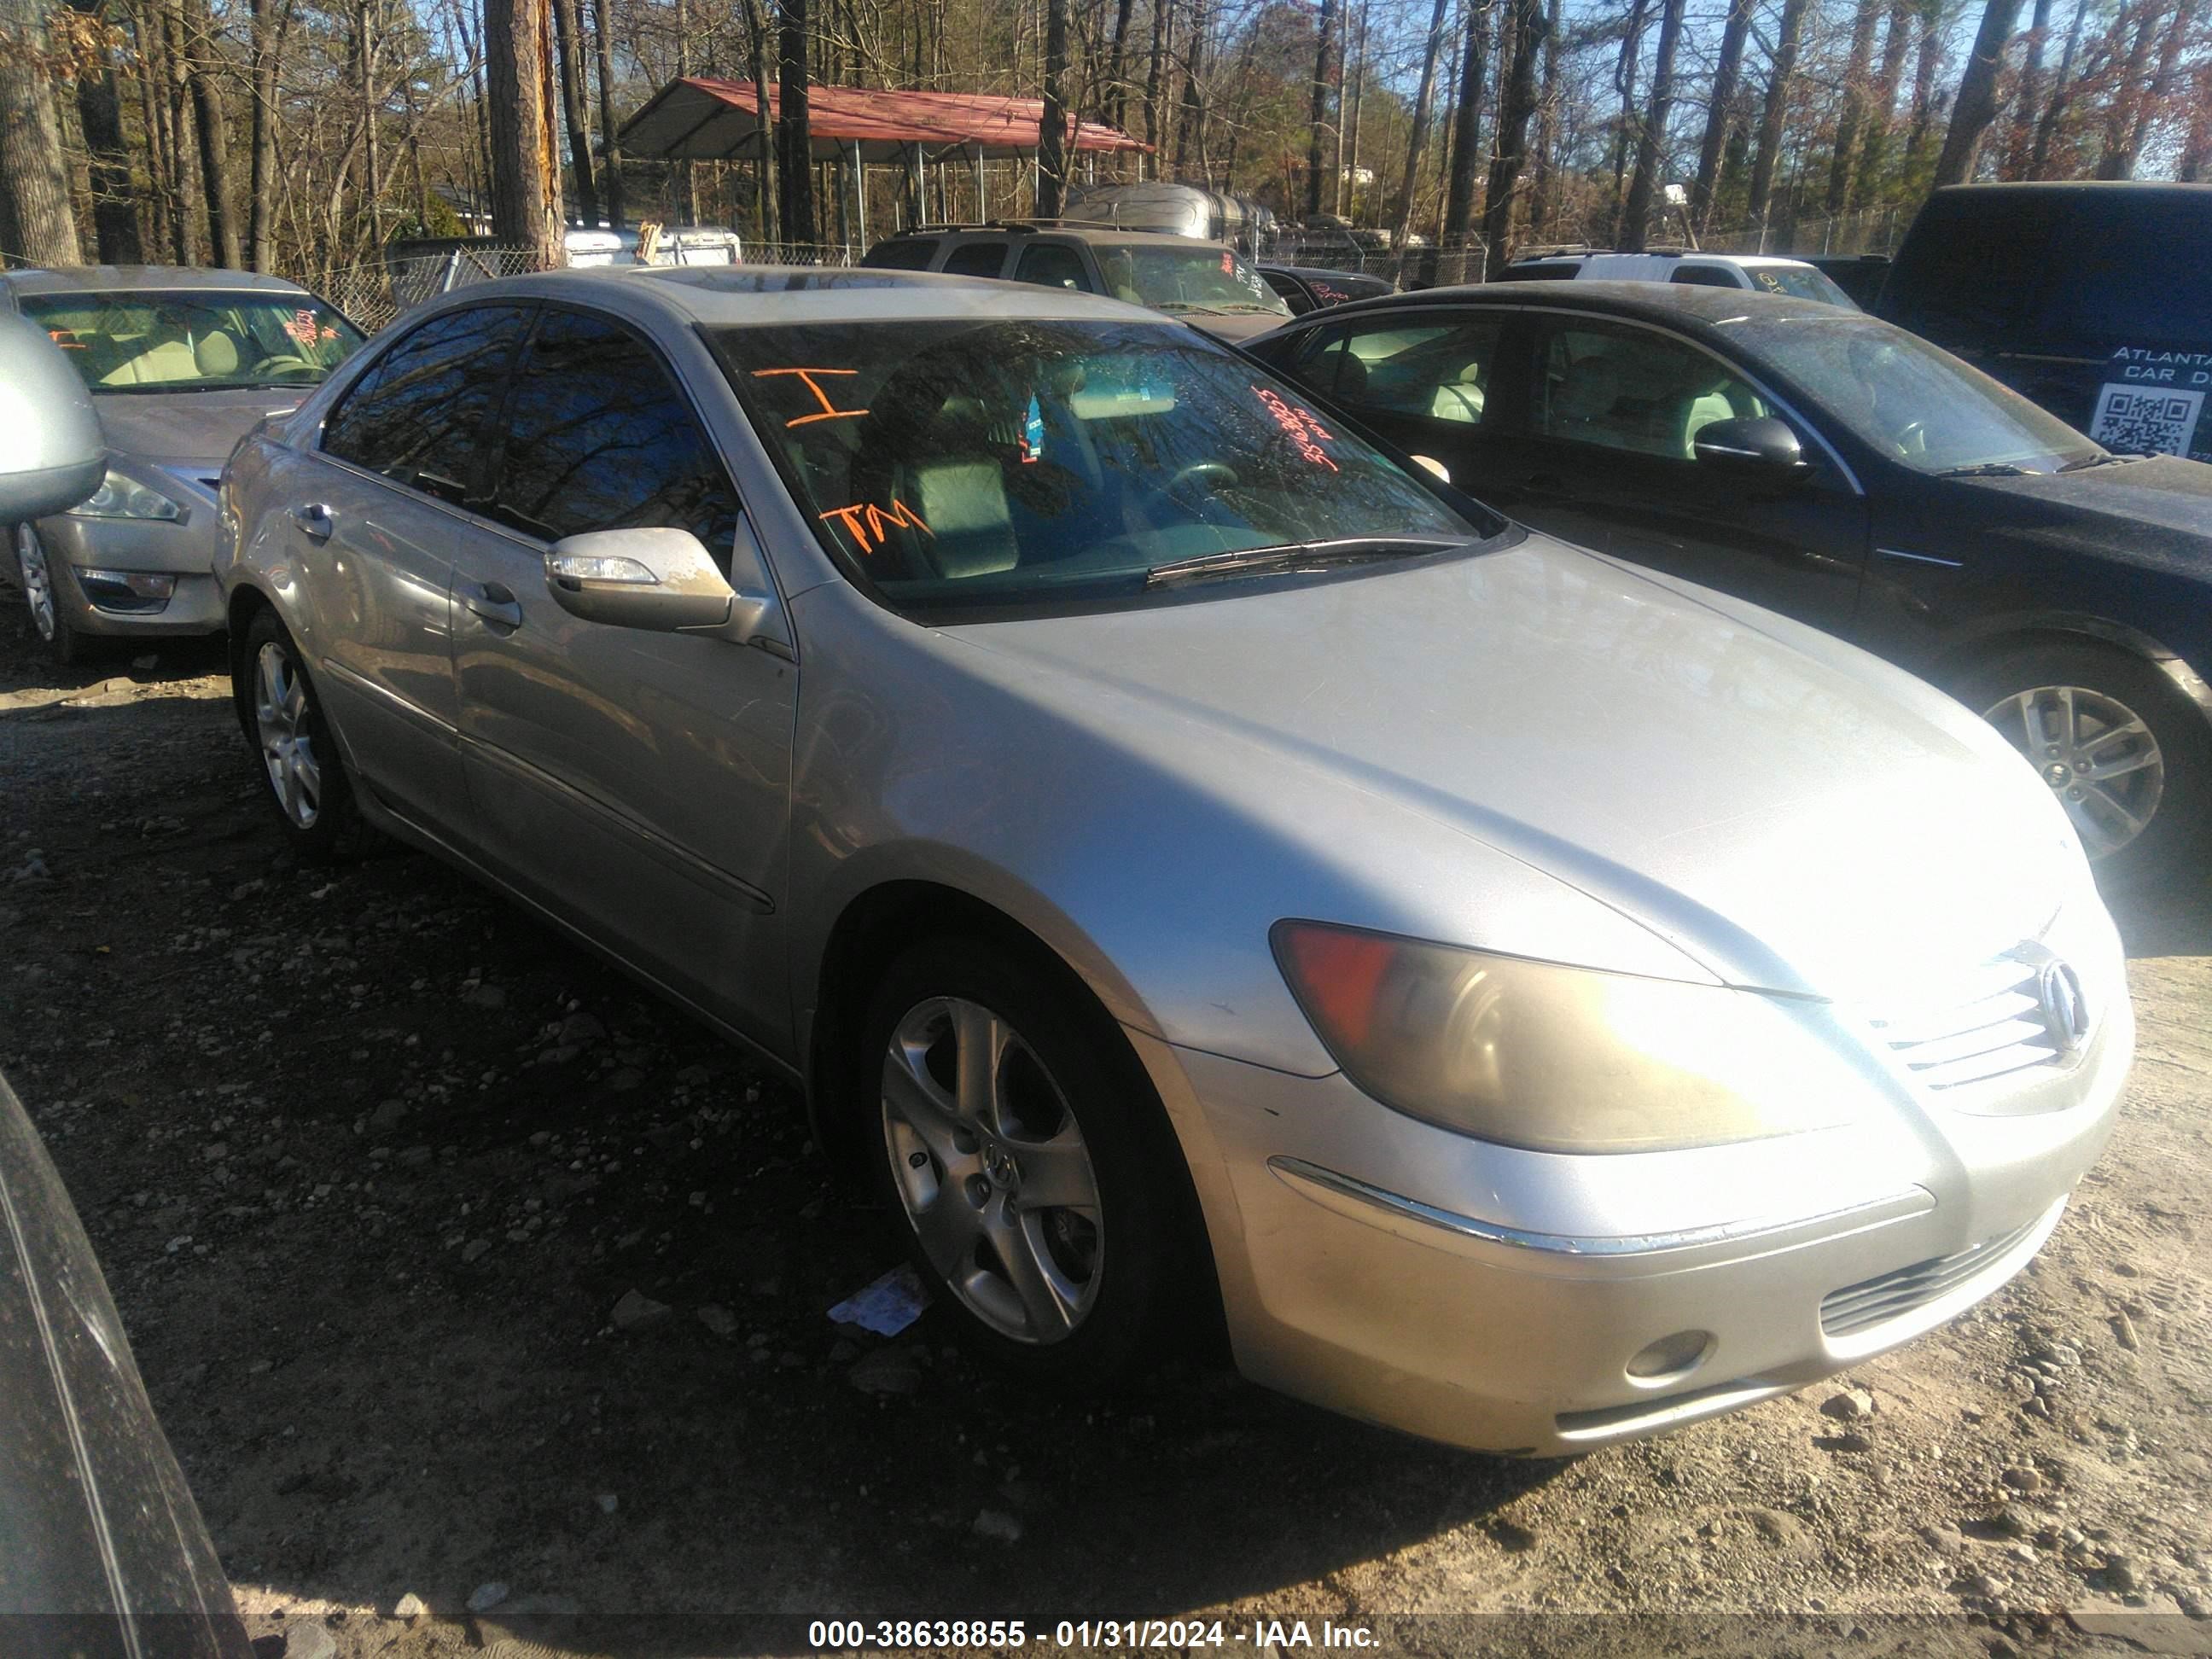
left=253, top=640, right=323, bottom=830
left=15, top=524, right=55, bottom=643
left=880, top=996, right=1103, bottom=1344
left=1982, top=683, right=2164, bottom=860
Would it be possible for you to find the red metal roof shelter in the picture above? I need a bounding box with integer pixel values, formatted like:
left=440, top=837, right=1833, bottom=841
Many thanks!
left=619, top=77, right=1149, bottom=164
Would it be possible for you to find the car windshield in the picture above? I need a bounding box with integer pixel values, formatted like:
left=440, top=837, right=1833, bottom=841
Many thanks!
left=1095, top=246, right=1292, bottom=317
left=1729, top=312, right=2101, bottom=474
left=1744, top=265, right=1859, bottom=309
left=715, top=317, right=1485, bottom=614
left=19, top=289, right=363, bottom=393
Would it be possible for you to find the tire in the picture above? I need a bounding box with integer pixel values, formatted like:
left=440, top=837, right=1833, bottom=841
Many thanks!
left=858, top=935, right=1185, bottom=1383
left=234, top=608, right=374, bottom=861
left=15, top=523, right=96, bottom=668
left=1953, top=638, right=2212, bottom=889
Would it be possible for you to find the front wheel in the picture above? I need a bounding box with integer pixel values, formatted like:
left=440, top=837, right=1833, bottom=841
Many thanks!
left=15, top=523, right=93, bottom=667
left=859, top=937, right=1185, bottom=1381
left=234, top=608, right=374, bottom=861
left=1958, top=639, right=2212, bottom=888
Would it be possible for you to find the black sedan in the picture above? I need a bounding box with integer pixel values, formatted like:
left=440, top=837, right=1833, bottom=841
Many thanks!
left=1258, top=264, right=1394, bottom=316
left=1248, top=282, right=2212, bottom=884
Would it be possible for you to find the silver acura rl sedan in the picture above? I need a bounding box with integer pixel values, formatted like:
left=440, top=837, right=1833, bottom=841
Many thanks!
left=214, top=267, right=2131, bottom=1455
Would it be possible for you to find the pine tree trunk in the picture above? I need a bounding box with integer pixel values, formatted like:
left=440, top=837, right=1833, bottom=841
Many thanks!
left=1305, top=0, right=1334, bottom=219
left=742, top=0, right=775, bottom=240
left=1853, top=0, right=1912, bottom=202
left=1824, top=0, right=1880, bottom=215
left=2000, top=0, right=2053, bottom=175
left=551, top=0, right=598, bottom=225
left=486, top=0, right=564, bottom=263
left=1690, top=0, right=1752, bottom=232
left=592, top=0, right=624, bottom=226
left=1105, top=0, right=1134, bottom=130
left=68, top=0, right=143, bottom=261
left=776, top=0, right=815, bottom=244
left=1143, top=0, right=1168, bottom=166
left=1479, top=0, right=1542, bottom=264
left=1525, top=0, right=1558, bottom=236
left=182, top=0, right=239, bottom=265
left=247, top=0, right=282, bottom=270
left=1389, top=0, right=1450, bottom=252
left=0, top=0, right=81, bottom=265
left=1932, top=0, right=2024, bottom=185
left=1440, top=0, right=1487, bottom=243
left=2027, top=0, right=2087, bottom=175
left=1620, top=0, right=1684, bottom=251
left=1744, top=0, right=1807, bottom=234
left=1037, top=0, right=1069, bottom=212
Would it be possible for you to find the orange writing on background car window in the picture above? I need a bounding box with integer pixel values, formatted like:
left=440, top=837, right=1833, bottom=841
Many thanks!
left=753, top=367, right=871, bottom=428
left=819, top=498, right=934, bottom=554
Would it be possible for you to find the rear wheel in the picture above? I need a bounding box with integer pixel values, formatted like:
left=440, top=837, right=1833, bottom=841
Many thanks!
left=1957, top=639, right=2212, bottom=888
left=235, top=608, right=373, bottom=861
left=859, top=937, right=1182, bottom=1381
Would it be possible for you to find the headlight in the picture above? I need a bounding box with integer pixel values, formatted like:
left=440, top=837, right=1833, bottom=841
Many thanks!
left=68, top=469, right=182, bottom=521
left=1272, top=920, right=1863, bottom=1153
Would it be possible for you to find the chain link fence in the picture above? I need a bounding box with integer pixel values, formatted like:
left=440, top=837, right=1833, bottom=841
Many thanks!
left=1702, top=206, right=1908, bottom=259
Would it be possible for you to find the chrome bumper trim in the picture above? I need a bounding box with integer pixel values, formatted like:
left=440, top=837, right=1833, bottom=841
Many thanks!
left=1266, top=1155, right=1933, bottom=1259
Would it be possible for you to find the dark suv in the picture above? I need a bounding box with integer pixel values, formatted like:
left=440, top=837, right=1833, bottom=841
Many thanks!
left=1878, top=183, right=2212, bottom=463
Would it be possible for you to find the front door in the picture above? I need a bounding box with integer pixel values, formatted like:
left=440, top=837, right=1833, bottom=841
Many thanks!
left=1502, top=315, right=1870, bottom=631
left=449, top=306, right=798, bottom=1051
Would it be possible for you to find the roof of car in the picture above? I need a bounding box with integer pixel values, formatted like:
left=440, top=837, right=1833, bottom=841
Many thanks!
left=1284, top=278, right=1848, bottom=333
left=412, top=263, right=1174, bottom=329
left=876, top=222, right=1223, bottom=248
left=0, top=265, right=314, bottom=296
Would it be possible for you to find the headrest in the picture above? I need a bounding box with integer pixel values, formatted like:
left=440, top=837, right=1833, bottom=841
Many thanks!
left=195, top=330, right=240, bottom=376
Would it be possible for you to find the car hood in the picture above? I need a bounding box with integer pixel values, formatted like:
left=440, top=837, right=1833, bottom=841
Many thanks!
left=92, top=387, right=307, bottom=465
left=945, top=535, right=2083, bottom=1002
left=1960, top=457, right=2212, bottom=577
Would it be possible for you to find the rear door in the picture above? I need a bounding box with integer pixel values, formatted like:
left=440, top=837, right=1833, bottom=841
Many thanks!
left=450, top=305, right=797, bottom=1049
left=1500, top=313, right=1871, bottom=629
left=940, top=239, right=1013, bottom=279
left=1011, top=239, right=1096, bottom=293
left=298, top=301, right=533, bottom=838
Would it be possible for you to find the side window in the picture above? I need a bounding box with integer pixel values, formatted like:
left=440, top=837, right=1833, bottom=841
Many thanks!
left=1325, top=316, right=1507, bottom=426
left=1013, top=242, right=1092, bottom=291
left=1533, top=323, right=1771, bottom=460
left=1670, top=265, right=1742, bottom=288
left=941, top=240, right=1011, bottom=277
left=320, top=304, right=532, bottom=506
left=863, top=238, right=938, bottom=271
left=1264, top=271, right=1314, bottom=314
left=487, top=309, right=741, bottom=556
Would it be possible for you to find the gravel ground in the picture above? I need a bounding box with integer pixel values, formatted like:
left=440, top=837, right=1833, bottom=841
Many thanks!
left=2, top=607, right=2209, bottom=1659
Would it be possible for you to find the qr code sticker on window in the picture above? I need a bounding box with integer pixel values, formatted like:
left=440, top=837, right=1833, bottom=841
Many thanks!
left=2090, top=385, right=2204, bottom=457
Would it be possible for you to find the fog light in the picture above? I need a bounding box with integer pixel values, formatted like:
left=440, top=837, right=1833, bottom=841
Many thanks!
left=79, top=568, right=177, bottom=614
left=1627, top=1330, right=1714, bottom=1382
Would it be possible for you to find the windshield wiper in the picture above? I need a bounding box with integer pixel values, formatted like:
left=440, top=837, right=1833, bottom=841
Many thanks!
left=1933, top=462, right=2032, bottom=478
left=2058, top=452, right=2146, bottom=472
left=1144, top=537, right=1464, bottom=590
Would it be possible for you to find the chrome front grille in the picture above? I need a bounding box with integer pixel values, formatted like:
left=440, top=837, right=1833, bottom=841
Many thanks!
left=1862, top=951, right=2065, bottom=1091
left=1819, top=1219, right=2039, bottom=1337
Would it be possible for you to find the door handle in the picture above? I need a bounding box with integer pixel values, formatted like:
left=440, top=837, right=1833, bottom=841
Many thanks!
left=291, top=503, right=335, bottom=542
left=457, top=579, right=523, bottom=631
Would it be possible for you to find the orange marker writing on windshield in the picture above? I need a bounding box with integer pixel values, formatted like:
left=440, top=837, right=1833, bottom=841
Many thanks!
left=754, top=367, right=870, bottom=427
left=819, top=498, right=933, bottom=553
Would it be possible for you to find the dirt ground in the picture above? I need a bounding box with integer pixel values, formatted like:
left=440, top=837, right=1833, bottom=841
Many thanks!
left=3, top=605, right=2209, bottom=1659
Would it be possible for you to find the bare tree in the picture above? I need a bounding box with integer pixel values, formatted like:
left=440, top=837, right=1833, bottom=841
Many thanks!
left=2029, top=0, right=2089, bottom=174
left=551, top=0, right=598, bottom=224
left=486, top=0, right=564, bottom=261
left=1619, top=0, right=1684, bottom=250
left=593, top=0, right=625, bottom=225
left=777, top=0, right=815, bottom=242
left=0, top=0, right=83, bottom=265
left=1825, top=0, right=1882, bottom=213
left=1305, top=0, right=1335, bottom=218
left=1390, top=0, right=1451, bottom=250
left=1745, top=0, right=1808, bottom=231
left=1853, top=0, right=1914, bottom=203
left=67, top=0, right=145, bottom=260
left=1932, top=0, right=2023, bottom=184
left=1690, top=0, right=1754, bottom=231
left=182, top=0, right=239, bottom=264
left=1441, top=0, right=1487, bottom=242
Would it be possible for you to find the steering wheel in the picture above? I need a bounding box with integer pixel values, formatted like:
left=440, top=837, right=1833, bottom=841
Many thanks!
left=249, top=353, right=317, bottom=378
left=1163, top=460, right=1239, bottom=496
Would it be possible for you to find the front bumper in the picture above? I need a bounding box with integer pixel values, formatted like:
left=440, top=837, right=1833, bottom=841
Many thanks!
left=34, top=507, right=226, bottom=638
left=1132, top=940, right=2132, bottom=1456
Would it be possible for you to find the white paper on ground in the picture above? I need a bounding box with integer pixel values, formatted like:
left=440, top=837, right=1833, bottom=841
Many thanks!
left=829, top=1263, right=931, bottom=1336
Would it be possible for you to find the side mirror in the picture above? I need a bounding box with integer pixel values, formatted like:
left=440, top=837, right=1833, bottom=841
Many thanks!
left=0, top=313, right=105, bottom=523
left=1410, top=454, right=1452, bottom=485
left=544, top=527, right=740, bottom=632
left=1692, top=416, right=1806, bottom=474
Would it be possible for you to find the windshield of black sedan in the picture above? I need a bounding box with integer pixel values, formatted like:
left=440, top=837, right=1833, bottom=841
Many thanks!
left=1732, top=313, right=2100, bottom=474
left=1095, top=247, right=1291, bottom=317
left=20, top=290, right=363, bottom=393
left=716, top=319, right=1478, bottom=610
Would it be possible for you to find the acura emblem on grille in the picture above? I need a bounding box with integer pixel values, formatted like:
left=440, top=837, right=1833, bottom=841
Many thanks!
left=2036, top=959, right=2090, bottom=1054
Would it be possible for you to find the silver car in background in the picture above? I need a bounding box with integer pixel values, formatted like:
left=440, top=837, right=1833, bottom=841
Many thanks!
left=214, top=268, right=2130, bottom=1455
left=2, top=266, right=361, bottom=663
